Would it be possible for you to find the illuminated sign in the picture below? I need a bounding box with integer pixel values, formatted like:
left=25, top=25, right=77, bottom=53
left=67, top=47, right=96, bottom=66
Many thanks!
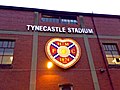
left=45, top=38, right=81, bottom=69
left=27, top=25, right=93, bottom=34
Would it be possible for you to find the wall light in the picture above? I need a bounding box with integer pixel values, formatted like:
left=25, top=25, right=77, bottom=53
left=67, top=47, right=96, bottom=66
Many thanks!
left=47, top=62, right=53, bottom=69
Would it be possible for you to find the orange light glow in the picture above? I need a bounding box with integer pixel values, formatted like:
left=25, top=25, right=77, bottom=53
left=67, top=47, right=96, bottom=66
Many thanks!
left=47, top=62, right=53, bottom=69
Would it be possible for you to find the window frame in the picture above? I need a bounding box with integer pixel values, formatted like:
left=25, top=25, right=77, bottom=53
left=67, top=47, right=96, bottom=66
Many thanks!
left=101, top=41, right=120, bottom=67
left=41, top=13, right=78, bottom=24
left=0, top=40, right=15, bottom=68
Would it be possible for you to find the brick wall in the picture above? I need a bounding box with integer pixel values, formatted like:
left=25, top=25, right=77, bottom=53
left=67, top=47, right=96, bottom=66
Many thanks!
left=0, top=9, right=34, bottom=31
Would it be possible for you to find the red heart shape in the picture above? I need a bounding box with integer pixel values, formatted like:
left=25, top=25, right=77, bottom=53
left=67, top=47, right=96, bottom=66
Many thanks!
left=45, top=38, right=81, bottom=69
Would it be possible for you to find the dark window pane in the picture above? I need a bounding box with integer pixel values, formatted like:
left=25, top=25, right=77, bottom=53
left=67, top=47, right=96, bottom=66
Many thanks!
left=103, top=45, right=106, bottom=50
left=0, top=41, right=3, bottom=47
left=46, top=18, right=49, bottom=22
left=70, top=20, right=73, bottom=23
left=41, top=18, right=46, bottom=22
left=49, top=18, right=52, bottom=22
left=42, top=18, right=46, bottom=22
left=103, top=45, right=108, bottom=50
left=62, top=86, right=71, bottom=90
left=11, top=41, right=15, bottom=48
left=0, top=49, right=4, bottom=55
left=103, top=45, right=105, bottom=48
left=4, top=49, right=13, bottom=55
left=108, top=45, right=112, bottom=50
left=3, top=41, right=8, bottom=48
left=61, top=19, right=68, bottom=24
left=73, top=20, right=77, bottom=24
left=55, top=19, right=59, bottom=23
left=112, top=45, right=117, bottom=50
left=8, top=41, right=12, bottom=48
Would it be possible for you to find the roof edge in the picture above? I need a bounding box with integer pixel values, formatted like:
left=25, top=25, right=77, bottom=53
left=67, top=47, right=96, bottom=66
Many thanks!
left=0, top=5, right=120, bottom=18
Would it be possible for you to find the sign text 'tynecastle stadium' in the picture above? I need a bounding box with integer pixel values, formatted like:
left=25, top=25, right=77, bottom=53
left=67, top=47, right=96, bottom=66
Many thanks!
left=27, top=25, right=93, bottom=34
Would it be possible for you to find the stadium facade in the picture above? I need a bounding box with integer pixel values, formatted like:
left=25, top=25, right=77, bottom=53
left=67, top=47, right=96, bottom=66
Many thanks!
left=0, top=6, right=120, bottom=90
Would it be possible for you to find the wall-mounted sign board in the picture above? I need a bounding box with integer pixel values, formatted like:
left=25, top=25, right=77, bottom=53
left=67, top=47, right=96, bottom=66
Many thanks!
left=45, top=38, right=81, bottom=69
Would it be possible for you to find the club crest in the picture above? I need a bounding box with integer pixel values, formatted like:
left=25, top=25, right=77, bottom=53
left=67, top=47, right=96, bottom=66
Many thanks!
left=45, top=38, right=81, bottom=69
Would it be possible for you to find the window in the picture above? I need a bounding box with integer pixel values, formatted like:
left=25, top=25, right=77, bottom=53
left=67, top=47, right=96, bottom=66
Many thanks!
left=103, top=43, right=120, bottom=65
left=59, top=83, right=73, bottom=90
left=61, top=19, right=77, bottom=24
left=41, top=15, right=59, bottom=23
left=0, top=40, right=15, bottom=65
left=41, top=14, right=77, bottom=24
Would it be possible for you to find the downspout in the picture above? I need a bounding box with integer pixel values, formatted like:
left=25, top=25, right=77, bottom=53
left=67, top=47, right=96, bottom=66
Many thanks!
left=91, top=14, right=114, bottom=90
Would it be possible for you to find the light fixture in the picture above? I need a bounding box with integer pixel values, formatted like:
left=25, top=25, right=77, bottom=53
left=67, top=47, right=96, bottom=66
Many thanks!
left=47, top=62, right=53, bottom=69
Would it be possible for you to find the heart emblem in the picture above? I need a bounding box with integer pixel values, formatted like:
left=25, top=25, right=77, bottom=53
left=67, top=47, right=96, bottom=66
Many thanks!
left=45, top=38, right=81, bottom=69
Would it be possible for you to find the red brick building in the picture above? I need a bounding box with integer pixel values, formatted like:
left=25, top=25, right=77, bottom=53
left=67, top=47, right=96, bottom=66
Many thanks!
left=0, top=5, right=120, bottom=90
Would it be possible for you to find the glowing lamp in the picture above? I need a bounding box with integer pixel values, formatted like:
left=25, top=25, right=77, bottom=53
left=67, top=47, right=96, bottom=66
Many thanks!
left=47, top=62, right=53, bottom=69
